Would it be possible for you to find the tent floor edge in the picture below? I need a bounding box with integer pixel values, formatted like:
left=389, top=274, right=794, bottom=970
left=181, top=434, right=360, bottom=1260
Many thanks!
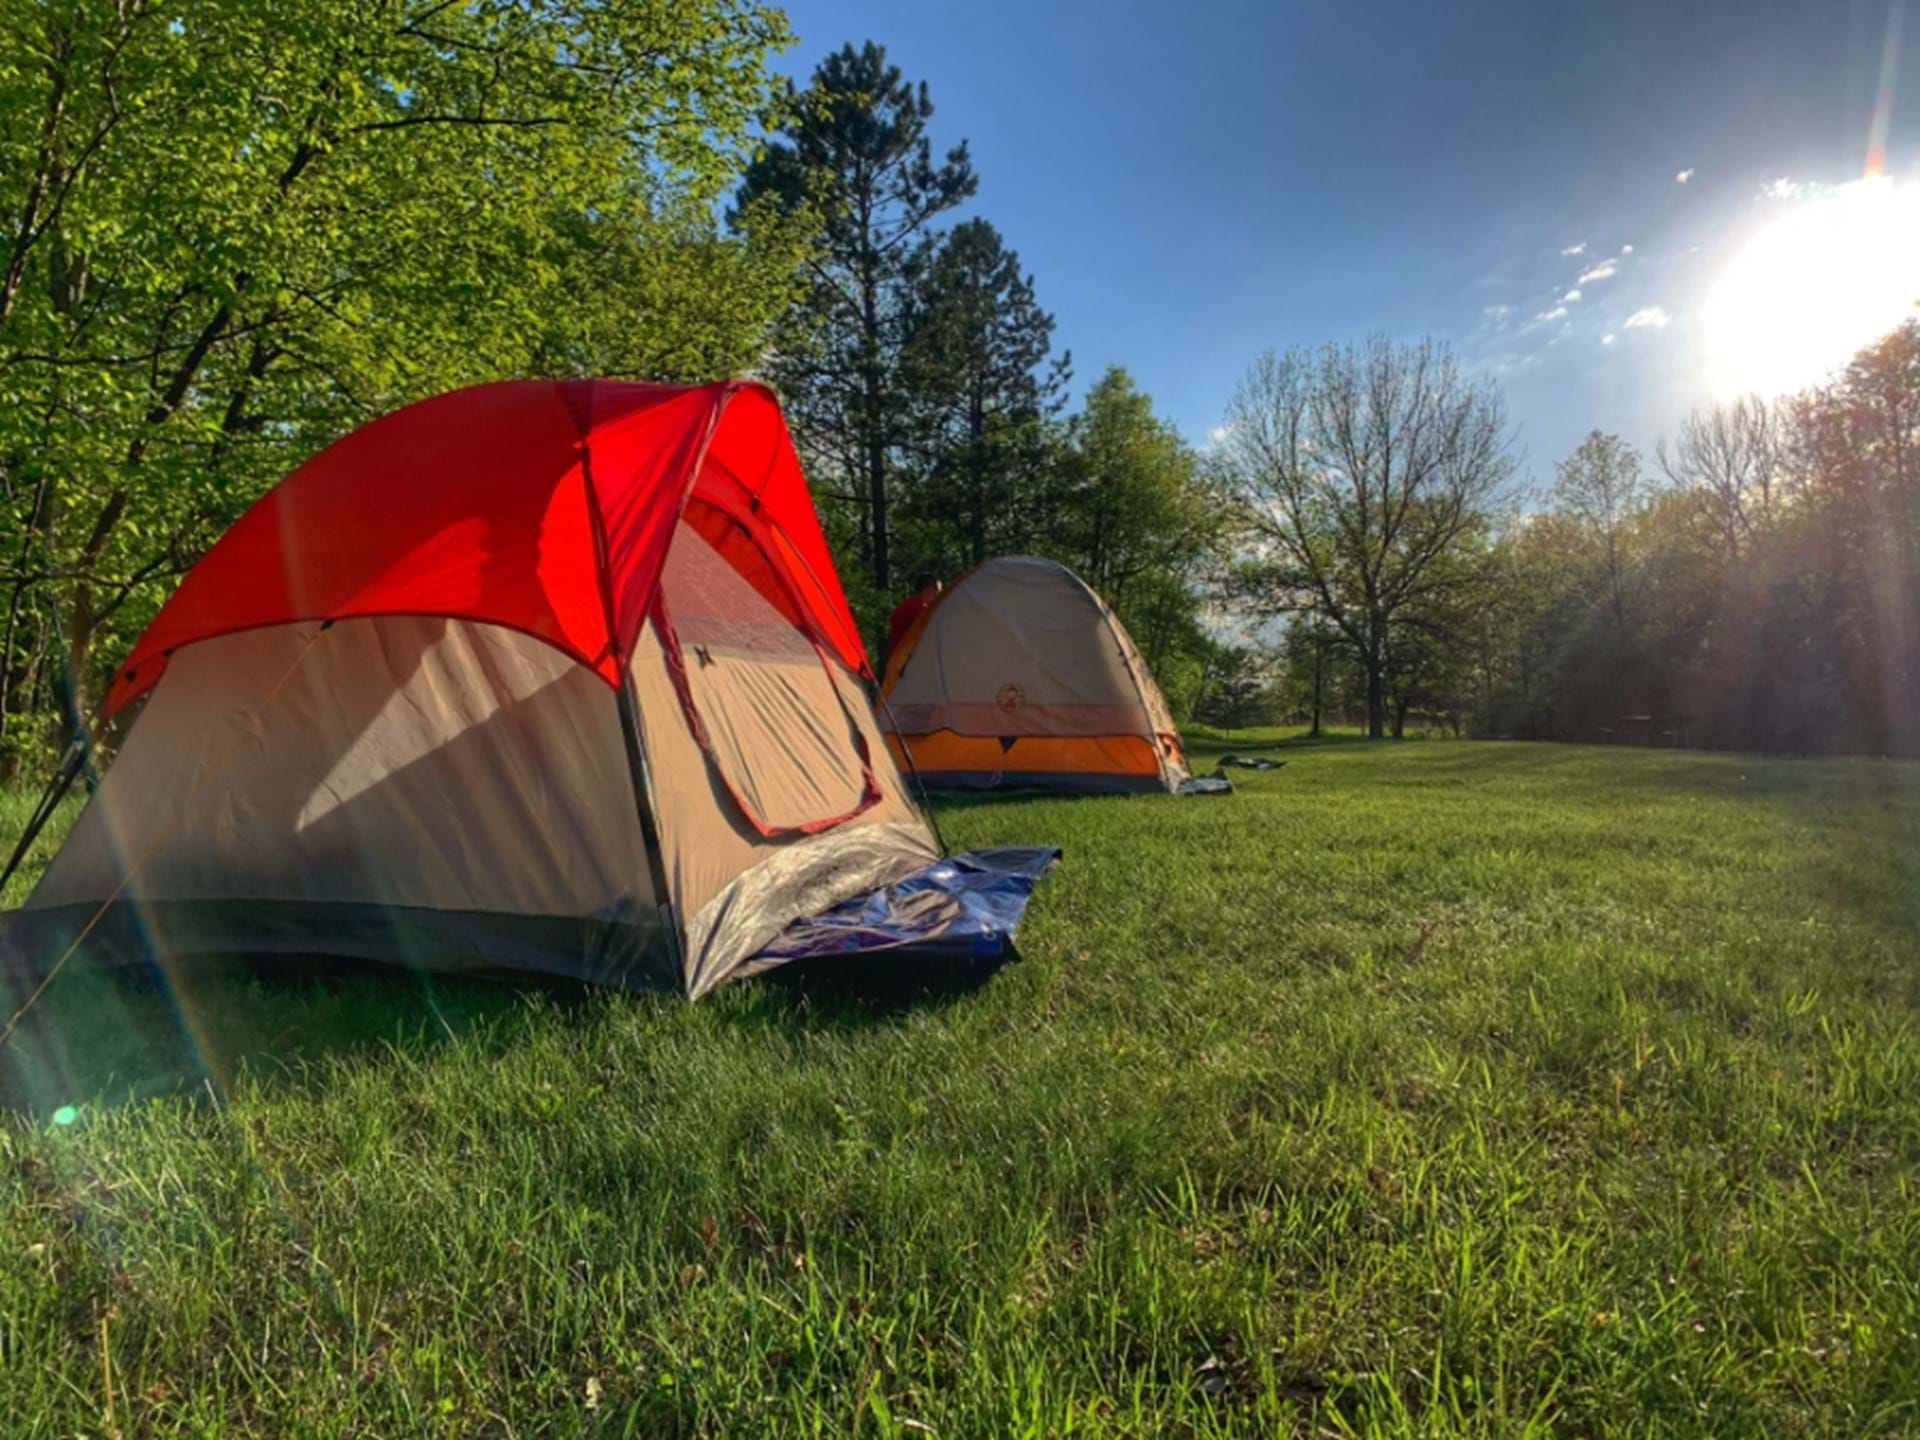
left=1, top=897, right=678, bottom=994
left=907, top=769, right=1175, bottom=796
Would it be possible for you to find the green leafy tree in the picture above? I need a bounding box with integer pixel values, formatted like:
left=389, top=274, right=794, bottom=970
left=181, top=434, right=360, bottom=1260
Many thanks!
left=0, top=0, right=803, bottom=764
left=1191, top=642, right=1278, bottom=733
left=736, top=40, right=976, bottom=595
left=1051, top=368, right=1225, bottom=715
left=1060, top=368, right=1220, bottom=623
left=1282, top=616, right=1346, bottom=737
left=1550, top=430, right=1651, bottom=650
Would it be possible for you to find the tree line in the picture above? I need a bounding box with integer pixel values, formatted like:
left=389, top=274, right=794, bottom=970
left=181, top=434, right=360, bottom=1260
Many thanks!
left=0, top=6, right=1912, bottom=772
left=1218, top=323, right=1920, bottom=758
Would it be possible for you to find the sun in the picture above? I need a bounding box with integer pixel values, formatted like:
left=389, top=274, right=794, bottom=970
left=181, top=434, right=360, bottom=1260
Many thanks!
left=1704, top=177, right=1920, bottom=399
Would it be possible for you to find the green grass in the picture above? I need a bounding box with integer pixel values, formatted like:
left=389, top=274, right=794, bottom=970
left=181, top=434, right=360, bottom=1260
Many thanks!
left=3, top=735, right=1919, bottom=1437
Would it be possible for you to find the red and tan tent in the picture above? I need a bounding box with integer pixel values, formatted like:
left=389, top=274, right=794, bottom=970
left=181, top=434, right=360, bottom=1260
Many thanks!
left=7, top=380, right=948, bottom=999
left=879, top=556, right=1190, bottom=795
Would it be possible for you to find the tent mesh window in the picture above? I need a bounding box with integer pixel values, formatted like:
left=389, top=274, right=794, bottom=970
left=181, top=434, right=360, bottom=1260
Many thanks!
left=656, top=522, right=870, bottom=832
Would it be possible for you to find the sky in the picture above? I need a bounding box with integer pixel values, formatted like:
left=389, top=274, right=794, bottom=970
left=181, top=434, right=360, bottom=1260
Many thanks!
left=775, top=0, right=1920, bottom=484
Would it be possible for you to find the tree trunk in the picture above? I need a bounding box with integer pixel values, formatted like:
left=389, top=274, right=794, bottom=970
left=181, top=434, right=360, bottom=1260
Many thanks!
left=867, top=427, right=888, bottom=593
left=967, top=384, right=986, bottom=565
left=1365, top=644, right=1386, bottom=738
left=63, top=488, right=128, bottom=729
left=860, top=272, right=888, bottom=593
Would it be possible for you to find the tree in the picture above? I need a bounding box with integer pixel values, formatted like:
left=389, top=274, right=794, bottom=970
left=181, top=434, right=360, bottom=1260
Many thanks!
left=1465, top=320, right=1920, bottom=757
left=0, top=0, right=804, bottom=765
left=736, top=40, right=975, bottom=595
left=1219, top=336, right=1515, bottom=737
left=1191, top=642, right=1278, bottom=733
left=1282, top=616, right=1344, bottom=737
left=897, top=218, right=1068, bottom=566
left=1550, top=431, right=1649, bottom=648
left=1657, top=397, right=1791, bottom=558
left=1060, top=369, right=1220, bottom=616
left=1051, top=368, right=1224, bottom=712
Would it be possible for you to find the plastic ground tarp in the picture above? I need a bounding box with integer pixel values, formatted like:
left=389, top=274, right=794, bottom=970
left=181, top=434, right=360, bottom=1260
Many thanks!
left=749, top=847, right=1059, bottom=964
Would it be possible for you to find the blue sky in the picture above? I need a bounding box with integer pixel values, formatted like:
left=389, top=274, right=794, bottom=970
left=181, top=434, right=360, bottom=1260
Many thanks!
left=776, top=0, right=1919, bottom=484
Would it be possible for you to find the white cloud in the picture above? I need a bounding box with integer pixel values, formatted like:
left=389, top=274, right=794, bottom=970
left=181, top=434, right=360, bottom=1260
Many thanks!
left=1621, top=244, right=1635, bottom=254
left=1207, top=425, right=1230, bottom=443
left=1561, top=243, right=1587, bottom=256
left=1482, top=304, right=1513, bottom=320
left=1563, top=288, right=1583, bottom=302
left=1577, top=260, right=1618, bottom=283
left=1602, top=333, right=1617, bottom=346
left=1624, top=305, right=1671, bottom=330
left=1535, top=305, right=1568, bottom=321
left=1761, top=177, right=1808, bottom=201
left=1676, top=168, right=1696, bottom=184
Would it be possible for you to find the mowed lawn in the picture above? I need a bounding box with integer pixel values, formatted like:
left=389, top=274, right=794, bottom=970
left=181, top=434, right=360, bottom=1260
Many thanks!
left=2, top=735, right=1918, bottom=1437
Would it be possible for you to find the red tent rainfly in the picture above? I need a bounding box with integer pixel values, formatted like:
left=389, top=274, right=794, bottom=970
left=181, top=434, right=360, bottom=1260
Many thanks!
left=108, top=379, right=868, bottom=715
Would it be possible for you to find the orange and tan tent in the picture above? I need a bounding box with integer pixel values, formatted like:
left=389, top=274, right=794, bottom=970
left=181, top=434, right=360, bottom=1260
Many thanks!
left=879, top=556, right=1190, bottom=794
left=4, top=380, right=949, bottom=1000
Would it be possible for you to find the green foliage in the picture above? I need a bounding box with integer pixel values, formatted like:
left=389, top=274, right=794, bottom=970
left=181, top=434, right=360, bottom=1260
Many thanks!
left=0, top=0, right=806, bottom=768
left=1045, top=367, right=1225, bottom=715
left=6, top=741, right=1920, bottom=1434
left=1188, top=643, right=1279, bottom=731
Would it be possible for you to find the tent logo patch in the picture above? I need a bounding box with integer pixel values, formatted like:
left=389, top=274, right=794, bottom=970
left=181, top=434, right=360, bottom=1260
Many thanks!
left=996, top=683, right=1026, bottom=713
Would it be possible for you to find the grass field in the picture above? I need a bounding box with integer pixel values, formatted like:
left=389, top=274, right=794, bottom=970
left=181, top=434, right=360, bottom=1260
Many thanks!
left=2, top=733, right=1918, bottom=1437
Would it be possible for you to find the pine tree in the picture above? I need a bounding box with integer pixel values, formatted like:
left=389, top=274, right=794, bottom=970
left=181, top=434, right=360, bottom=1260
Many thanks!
left=898, top=219, right=1068, bottom=567
left=735, top=41, right=975, bottom=594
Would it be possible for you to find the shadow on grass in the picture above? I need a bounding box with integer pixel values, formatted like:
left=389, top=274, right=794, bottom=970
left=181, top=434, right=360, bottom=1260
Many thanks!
left=1, top=943, right=1011, bottom=1114
left=1183, top=724, right=1383, bottom=753
left=0, top=954, right=581, bottom=1117
left=1389, top=737, right=1920, bottom=804
left=731, top=947, right=1012, bottom=1029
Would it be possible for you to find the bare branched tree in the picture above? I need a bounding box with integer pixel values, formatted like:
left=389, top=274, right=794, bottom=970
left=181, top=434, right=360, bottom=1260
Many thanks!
left=1218, top=335, right=1515, bottom=737
left=1657, top=397, right=1790, bottom=557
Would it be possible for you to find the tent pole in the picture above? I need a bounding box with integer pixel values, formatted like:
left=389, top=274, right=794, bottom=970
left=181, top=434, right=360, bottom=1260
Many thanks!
left=0, top=739, right=87, bottom=898
left=615, top=674, right=686, bottom=991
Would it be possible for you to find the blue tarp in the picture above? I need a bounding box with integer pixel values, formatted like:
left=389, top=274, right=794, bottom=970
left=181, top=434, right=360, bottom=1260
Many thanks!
left=751, top=847, right=1060, bottom=964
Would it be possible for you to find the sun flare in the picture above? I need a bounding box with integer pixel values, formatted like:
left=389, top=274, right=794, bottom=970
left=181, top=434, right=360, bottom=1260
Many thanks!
left=1704, top=177, right=1920, bottom=399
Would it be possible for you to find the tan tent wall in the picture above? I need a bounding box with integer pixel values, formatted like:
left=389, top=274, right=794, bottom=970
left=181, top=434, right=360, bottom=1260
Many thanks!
left=880, top=556, right=1189, bottom=794
left=18, top=599, right=939, bottom=995
left=633, top=517, right=939, bottom=997
left=32, top=617, right=648, bottom=917
left=19, top=616, right=667, bottom=985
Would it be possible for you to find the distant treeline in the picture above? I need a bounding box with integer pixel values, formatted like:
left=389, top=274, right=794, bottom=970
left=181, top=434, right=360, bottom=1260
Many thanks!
left=1210, top=323, right=1920, bottom=758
